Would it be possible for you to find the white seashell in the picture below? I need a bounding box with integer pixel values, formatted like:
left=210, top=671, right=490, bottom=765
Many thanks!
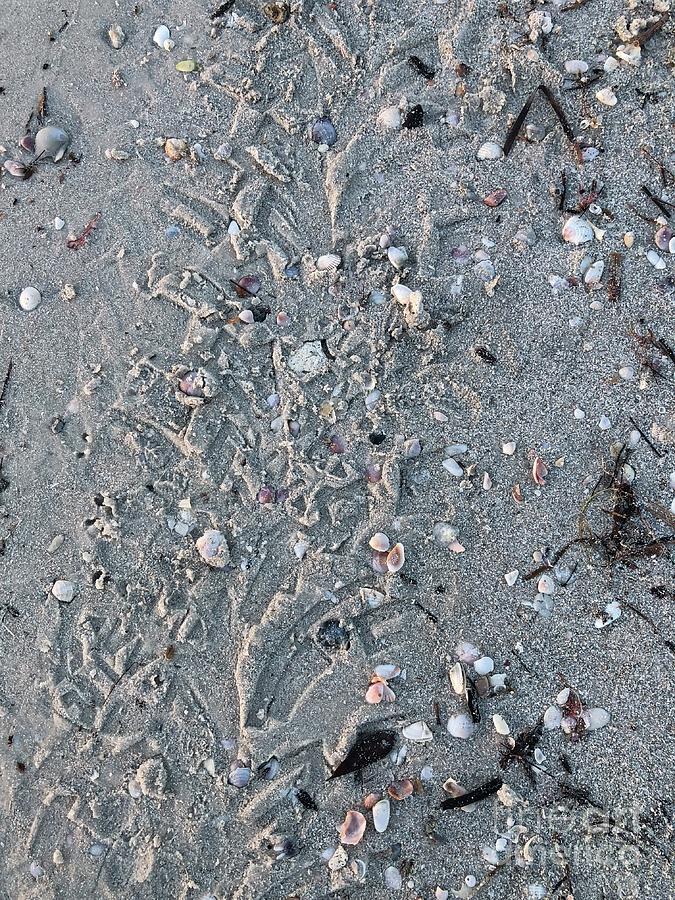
left=19, top=286, right=41, bottom=311
left=482, top=472, right=492, bottom=490
left=377, top=106, right=401, bottom=130
left=669, top=237, right=675, bottom=254
left=402, top=721, right=433, bottom=742
left=369, top=532, right=390, bottom=552
left=196, top=529, right=230, bottom=568
left=562, top=215, right=593, bottom=245
left=35, top=126, right=70, bottom=161
left=473, top=657, right=494, bottom=677
left=624, top=231, right=635, bottom=248
left=388, top=246, right=408, bottom=270
left=476, top=141, right=503, bottom=161
left=595, top=87, right=617, bottom=107
left=646, top=249, right=666, bottom=270
left=328, top=845, right=348, bottom=871
left=618, top=366, right=634, bottom=381
left=108, top=23, right=126, bottom=49
left=384, top=866, right=402, bottom=890
left=556, top=687, right=570, bottom=705
left=537, top=574, right=555, bottom=595
left=54, top=217, right=65, bottom=230
left=492, top=714, right=510, bottom=735
left=391, top=283, right=412, bottom=304
left=372, top=798, right=390, bottom=833
left=446, top=443, right=468, bottom=456
left=543, top=705, right=562, bottom=730
left=447, top=713, right=477, bottom=740
left=473, top=258, right=495, bottom=281
left=489, top=673, right=507, bottom=690
left=504, top=569, right=519, bottom=586
left=534, top=748, right=545, bottom=764
left=582, top=707, right=610, bottom=731
left=443, top=458, right=463, bottom=477
left=434, top=523, right=458, bottom=546
left=374, top=663, right=400, bottom=680
left=228, top=764, right=251, bottom=788
left=153, top=24, right=171, bottom=48
left=502, top=441, right=516, bottom=455
left=584, top=260, right=604, bottom=285
left=51, top=579, right=77, bottom=603
left=449, top=662, right=466, bottom=696
left=287, top=340, right=328, bottom=378
left=316, top=252, right=341, bottom=271
left=598, top=415, right=611, bottom=431
left=436, top=889, right=450, bottom=900
left=455, top=641, right=480, bottom=663
left=616, top=43, right=641, bottom=65
left=564, top=59, right=589, bottom=74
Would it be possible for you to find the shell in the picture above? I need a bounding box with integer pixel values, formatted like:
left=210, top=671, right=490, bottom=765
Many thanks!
left=449, top=662, right=466, bottom=696
left=443, top=458, right=463, bottom=477
left=543, top=705, right=562, bottom=730
left=365, top=681, right=396, bottom=704
left=492, top=714, right=510, bottom=735
left=369, top=532, right=390, bottom=552
left=339, top=810, right=366, bottom=845
left=584, top=260, right=604, bottom=285
left=447, top=713, right=477, bottom=740
left=537, top=574, right=555, bottom=595
left=316, top=252, right=341, bottom=271
left=564, top=59, right=589, bottom=74
left=483, top=188, right=507, bottom=208
left=387, top=246, right=408, bottom=270
left=153, top=24, right=171, bottom=49
left=646, top=249, right=666, bottom=270
left=35, top=126, right=69, bottom=162
left=386, top=543, right=405, bottom=573
left=474, top=656, right=494, bottom=675
left=108, top=23, right=126, bottom=48
left=3, top=159, right=28, bottom=178
left=164, top=138, right=188, bottom=160
left=434, top=522, right=458, bottom=546
left=595, top=87, right=617, bottom=107
left=562, top=215, right=593, bottom=245
left=195, top=529, right=230, bottom=568
left=374, top=664, right=400, bottom=680
left=446, top=443, right=468, bottom=456
left=502, top=441, right=516, bottom=455
left=377, top=106, right=401, bottom=130
left=228, top=763, right=251, bottom=788
left=387, top=778, right=414, bottom=800
left=311, top=116, right=337, bottom=146
left=654, top=225, right=672, bottom=251
left=582, top=708, right=610, bottom=731
left=51, top=579, right=76, bottom=603
left=384, top=867, right=402, bottom=890
left=372, top=799, right=390, bottom=833
left=455, top=641, right=480, bottom=663
left=19, top=286, right=41, bottom=311
left=263, top=2, right=290, bottom=23
left=402, top=720, right=432, bottom=742
left=476, top=141, right=503, bottom=160
left=504, top=569, right=519, bottom=586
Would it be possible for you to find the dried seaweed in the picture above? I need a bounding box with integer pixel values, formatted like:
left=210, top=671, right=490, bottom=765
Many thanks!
left=0, top=359, right=12, bottom=413
left=503, top=85, right=581, bottom=161
left=328, top=729, right=396, bottom=779
left=408, top=56, right=435, bottom=80
left=441, top=777, right=503, bottom=810
left=607, top=251, right=623, bottom=302
left=211, top=0, right=235, bottom=19
left=499, top=721, right=544, bottom=782
left=67, top=212, right=101, bottom=250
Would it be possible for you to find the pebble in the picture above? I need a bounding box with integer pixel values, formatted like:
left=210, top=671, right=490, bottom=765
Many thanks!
left=51, top=579, right=77, bottom=603
left=108, top=23, right=126, bottom=49
left=19, top=286, right=41, bottom=311
left=574, top=407, right=585, bottom=420
left=596, top=87, right=617, bottom=107
left=502, top=441, right=516, bottom=456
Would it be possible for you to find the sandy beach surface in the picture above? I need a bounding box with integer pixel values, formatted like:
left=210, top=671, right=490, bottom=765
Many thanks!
left=0, top=0, right=673, bottom=897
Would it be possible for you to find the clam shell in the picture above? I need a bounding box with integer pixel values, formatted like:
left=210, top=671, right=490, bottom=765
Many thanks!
left=447, top=713, right=477, bottom=739
left=537, top=574, right=555, bottom=595
left=365, top=682, right=385, bottom=704
left=562, top=215, right=593, bottom=245
left=228, top=763, right=251, bottom=787
left=402, top=720, right=432, bottom=742
left=19, top=286, right=41, bottom=311
left=339, top=810, right=366, bottom=845
left=449, top=662, right=466, bottom=696
left=543, top=705, right=562, bottom=730
left=35, top=126, right=69, bottom=162
left=386, top=542, right=405, bottom=573
left=582, top=707, right=610, bottom=731
left=654, top=225, right=672, bottom=251
left=374, top=664, right=400, bottom=680
left=595, top=87, right=617, bottom=107
left=492, top=714, right=510, bottom=735
left=442, top=457, right=463, bottom=477
left=476, top=141, right=503, bottom=160
left=564, top=59, right=589, bottom=74
left=4, top=159, right=28, bottom=178
left=584, top=259, right=604, bottom=285
left=646, top=249, right=666, bottom=270
left=387, top=246, right=408, bottom=269
left=153, top=24, right=171, bottom=48
left=51, top=579, right=76, bottom=603
left=474, top=656, right=494, bottom=675
left=372, top=798, right=390, bottom=833
left=316, top=252, right=341, bottom=271
left=387, top=778, right=414, bottom=800
left=369, top=532, right=390, bottom=552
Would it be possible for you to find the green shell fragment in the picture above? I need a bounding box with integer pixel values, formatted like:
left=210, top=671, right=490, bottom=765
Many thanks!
left=176, top=60, right=198, bottom=73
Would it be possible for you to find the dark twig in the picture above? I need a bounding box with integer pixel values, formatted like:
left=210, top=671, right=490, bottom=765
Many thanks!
left=628, top=417, right=663, bottom=457
left=641, top=185, right=673, bottom=219
left=607, top=251, right=622, bottom=302
left=630, top=13, right=669, bottom=46
left=641, top=148, right=674, bottom=186
left=441, top=777, right=503, bottom=810
left=503, top=85, right=581, bottom=161
left=0, top=359, right=12, bottom=413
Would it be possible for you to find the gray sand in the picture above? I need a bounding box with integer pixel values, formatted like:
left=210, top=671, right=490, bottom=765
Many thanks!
left=0, top=0, right=673, bottom=898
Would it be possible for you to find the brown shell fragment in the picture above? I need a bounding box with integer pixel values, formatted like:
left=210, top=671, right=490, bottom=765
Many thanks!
left=339, top=810, right=366, bottom=845
left=483, top=189, right=507, bottom=208
left=532, top=455, right=548, bottom=486
left=387, top=778, right=414, bottom=800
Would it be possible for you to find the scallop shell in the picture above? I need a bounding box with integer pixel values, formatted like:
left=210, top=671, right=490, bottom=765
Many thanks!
left=447, top=713, right=477, bottom=740
left=476, top=141, right=503, bottom=160
left=386, top=542, right=405, bottom=573
left=562, top=215, right=593, bottom=245
left=35, top=126, right=70, bottom=162
left=316, top=252, right=341, bottom=271
left=402, top=721, right=432, bottom=742
left=339, top=810, right=366, bottom=845
left=19, top=286, right=41, bottom=311
left=372, top=799, right=390, bottom=833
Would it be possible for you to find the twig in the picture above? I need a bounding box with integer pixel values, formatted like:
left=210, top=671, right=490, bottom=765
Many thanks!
left=607, top=251, right=622, bottom=302
left=641, top=185, right=673, bottom=219
left=0, top=359, right=12, bottom=413
left=503, top=85, right=582, bottom=162
left=628, top=417, right=663, bottom=457
left=630, top=13, right=669, bottom=46
left=67, top=212, right=101, bottom=250
left=641, top=147, right=674, bottom=186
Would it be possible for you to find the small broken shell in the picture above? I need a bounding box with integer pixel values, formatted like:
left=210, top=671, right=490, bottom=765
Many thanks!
left=582, top=708, right=610, bottom=731
left=369, top=532, right=390, bottom=552
left=543, top=705, right=562, bottom=730
left=387, top=778, right=414, bottom=800
left=473, top=656, right=494, bottom=676
left=537, top=574, right=555, bottom=595
left=386, top=543, right=405, bottom=573
left=164, top=138, right=188, bottom=160
left=387, top=246, right=408, bottom=270
left=483, top=188, right=507, bottom=208
left=108, top=23, right=126, bottom=49
left=153, top=24, right=172, bottom=49
left=195, top=529, right=230, bottom=568
left=374, top=664, right=400, bottom=680
left=35, top=126, right=70, bottom=162
left=455, top=641, right=480, bottom=664
left=449, top=662, right=466, bottom=696
left=492, top=714, right=510, bottom=735
left=402, top=721, right=432, bottom=742
left=310, top=116, right=337, bottom=146
left=532, top=456, right=548, bottom=486
left=595, top=87, right=617, bottom=107
left=443, top=458, right=463, bottom=477
left=339, top=810, right=366, bottom=845
left=476, top=141, right=503, bottom=161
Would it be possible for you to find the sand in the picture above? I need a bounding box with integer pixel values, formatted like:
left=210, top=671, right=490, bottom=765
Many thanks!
left=0, top=0, right=673, bottom=897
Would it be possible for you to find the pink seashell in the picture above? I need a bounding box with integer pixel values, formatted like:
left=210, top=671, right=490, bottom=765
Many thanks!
left=449, top=540, right=465, bottom=553
left=387, top=778, right=414, bottom=800
left=532, top=455, right=548, bottom=486
left=339, top=810, right=366, bottom=845
left=372, top=550, right=389, bottom=574
left=386, top=542, right=405, bottom=573
left=363, top=792, right=381, bottom=810
left=483, top=188, right=507, bottom=208
left=369, top=532, right=390, bottom=552
left=365, top=682, right=385, bottom=704
left=365, top=463, right=382, bottom=483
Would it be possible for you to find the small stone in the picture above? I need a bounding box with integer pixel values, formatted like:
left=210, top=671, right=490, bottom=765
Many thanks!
left=108, top=23, right=126, bottom=49
left=19, top=286, right=41, bottom=311
left=504, top=570, right=519, bottom=586
left=596, top=87, right=617, bottom=107
left=196, top=529, right=230, bottom=568
left=502, top=441, right=516, bottom=456
left=164, top=138, right=188, bottom=160
left=474, top=656, right=494, bottom=675
left=443, top=457, right=463, bottom=477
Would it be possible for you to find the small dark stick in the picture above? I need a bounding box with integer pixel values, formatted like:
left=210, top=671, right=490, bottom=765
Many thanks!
left=67, top=212, right=102, bottom=250
left=641, top=186, right=673, bottom=219
left=0, top=359, right=12, bottom=412
left=630, top=13, right=669, bottom=46
left=558, top=170, right=568, bottom=211
left=441, top=777, right=503, bottom=810
left=607, top=251, right=622, bottom=303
